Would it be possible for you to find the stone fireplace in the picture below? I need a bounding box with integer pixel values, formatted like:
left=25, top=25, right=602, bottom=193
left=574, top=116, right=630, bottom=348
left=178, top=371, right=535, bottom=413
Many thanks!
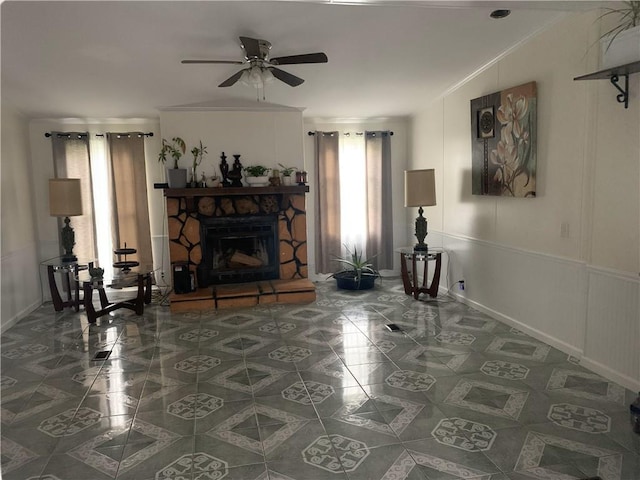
left=165, top=185, right=314, bottom=310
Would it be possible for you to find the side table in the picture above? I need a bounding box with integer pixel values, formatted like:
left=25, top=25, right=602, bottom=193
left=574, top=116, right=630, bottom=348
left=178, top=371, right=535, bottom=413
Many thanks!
left=42, top=257, right=93, bottom=312
left=78, top=267, right=153, bottom=323
left=398, top=247, right=443, bottom=299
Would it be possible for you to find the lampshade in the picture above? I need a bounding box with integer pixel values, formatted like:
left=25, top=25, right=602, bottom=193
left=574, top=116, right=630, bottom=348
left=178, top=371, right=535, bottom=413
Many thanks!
left=49, top=178, right=83, bottom=217
left=404, top=169, right=436, bottom=207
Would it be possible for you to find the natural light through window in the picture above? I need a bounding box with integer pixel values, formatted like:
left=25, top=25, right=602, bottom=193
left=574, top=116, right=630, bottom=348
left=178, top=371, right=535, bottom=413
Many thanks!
left=339, top=133, right=367, bottom=256
left=89, top=137, right=114, bottom=279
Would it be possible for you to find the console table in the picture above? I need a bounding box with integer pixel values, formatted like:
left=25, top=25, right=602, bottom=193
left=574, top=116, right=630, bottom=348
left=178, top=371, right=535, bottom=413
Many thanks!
left=78, top=266, right=153, bottom=323
left=398, top=247, right=443, bottom=299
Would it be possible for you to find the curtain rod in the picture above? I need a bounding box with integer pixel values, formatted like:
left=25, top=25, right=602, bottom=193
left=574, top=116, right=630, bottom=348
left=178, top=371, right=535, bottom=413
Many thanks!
left=44, top=132, right=154, bottom=138
left=308, top=131, right=393, bottom=136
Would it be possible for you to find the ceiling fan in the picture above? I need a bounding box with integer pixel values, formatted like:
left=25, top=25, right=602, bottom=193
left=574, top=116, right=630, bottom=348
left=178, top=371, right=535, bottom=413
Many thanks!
left=182, top=36, right=328, bottom=88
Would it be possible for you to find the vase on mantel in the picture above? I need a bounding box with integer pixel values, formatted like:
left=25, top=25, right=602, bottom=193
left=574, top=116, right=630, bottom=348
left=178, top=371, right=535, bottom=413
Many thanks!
left=245, top=175, right=270, bottom=187
left=166, top=168, right=187, bottom=189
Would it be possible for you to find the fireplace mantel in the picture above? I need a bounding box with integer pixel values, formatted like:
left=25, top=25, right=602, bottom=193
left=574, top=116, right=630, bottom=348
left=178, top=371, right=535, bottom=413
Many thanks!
left=164, top=185, right=309, bottom=198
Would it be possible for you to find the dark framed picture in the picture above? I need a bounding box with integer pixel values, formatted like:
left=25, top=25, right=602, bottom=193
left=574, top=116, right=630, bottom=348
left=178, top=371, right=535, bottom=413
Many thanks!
left=477, top=106, right=495, bottom=139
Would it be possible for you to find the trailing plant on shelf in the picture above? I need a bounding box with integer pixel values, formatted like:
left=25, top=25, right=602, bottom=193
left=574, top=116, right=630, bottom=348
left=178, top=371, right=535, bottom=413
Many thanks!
left=243, top=165, right=271, bottom=177
left=598, top=1, right=640, bottom=51
left=158, top=137, right=186, bottom=169
left=329, top=244, right=380, bottom=290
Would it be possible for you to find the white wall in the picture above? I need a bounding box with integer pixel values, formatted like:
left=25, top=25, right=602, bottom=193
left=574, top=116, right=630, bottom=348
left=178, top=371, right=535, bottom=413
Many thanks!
left=159, top=105, right=305, bottom=179
left=410, top=11, right=640, bottom=390
left=303, top=118, right=409, bottom=278
left=1, top=107, right=41, bottom=331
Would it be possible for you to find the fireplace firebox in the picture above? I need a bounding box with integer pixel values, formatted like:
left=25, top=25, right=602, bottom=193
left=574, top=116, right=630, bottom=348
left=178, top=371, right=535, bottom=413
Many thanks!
left=197, top=215, right=279, bottom=287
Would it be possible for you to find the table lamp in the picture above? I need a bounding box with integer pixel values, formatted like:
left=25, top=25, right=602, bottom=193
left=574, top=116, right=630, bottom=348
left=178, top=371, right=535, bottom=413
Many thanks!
left=49, top=178, right=83, bottom=262
left=404, top=169, right=436, bottom=252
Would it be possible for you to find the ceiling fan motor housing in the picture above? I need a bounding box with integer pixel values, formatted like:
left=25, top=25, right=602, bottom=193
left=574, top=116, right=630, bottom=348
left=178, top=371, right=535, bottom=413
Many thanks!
left=242, top=39, right=272, bottom=61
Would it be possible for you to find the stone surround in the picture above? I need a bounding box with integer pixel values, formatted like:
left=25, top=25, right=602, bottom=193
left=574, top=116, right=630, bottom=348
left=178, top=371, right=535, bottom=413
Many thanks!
left=164, top=186, right=314, bottom=310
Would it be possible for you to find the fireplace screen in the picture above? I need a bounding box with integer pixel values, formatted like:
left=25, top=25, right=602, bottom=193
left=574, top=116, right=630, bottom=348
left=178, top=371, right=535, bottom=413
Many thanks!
left=197, top=215, right=279, bottom=286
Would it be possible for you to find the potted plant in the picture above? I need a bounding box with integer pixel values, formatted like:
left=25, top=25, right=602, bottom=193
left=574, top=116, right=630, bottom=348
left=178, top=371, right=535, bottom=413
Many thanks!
left=159, top=137, right=187, bottom=188
left=598, top=1, right=640, bottom=69
left=243, top=165, right=271, bottom=186
left=329, top=244, right=380, bottom=290
left=278, top=164, right=297, bottom=185
left=190, top=140, right=208, bottom=187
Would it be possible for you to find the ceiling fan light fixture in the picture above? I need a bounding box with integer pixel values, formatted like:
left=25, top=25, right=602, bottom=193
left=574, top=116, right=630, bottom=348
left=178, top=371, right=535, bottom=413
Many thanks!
left=261, top=68, right=274, bottom=85
left=240, top=66, right=275, bottom=88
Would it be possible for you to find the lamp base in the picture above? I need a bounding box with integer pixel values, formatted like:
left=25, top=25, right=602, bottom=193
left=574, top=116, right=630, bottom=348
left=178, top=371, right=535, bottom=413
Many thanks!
left=413, top=243, right=428, bottom=252
left=61, top=254, right=77, bottom=263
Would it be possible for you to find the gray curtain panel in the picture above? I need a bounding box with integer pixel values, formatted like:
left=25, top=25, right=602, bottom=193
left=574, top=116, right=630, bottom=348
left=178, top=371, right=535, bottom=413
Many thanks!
left=314, top=132, right=341, bottom=273
left=51, top=132, right=97, bottom=261
left=107, top=133, right=153, bottom=268
left=365, top=131, right=393, bottom=270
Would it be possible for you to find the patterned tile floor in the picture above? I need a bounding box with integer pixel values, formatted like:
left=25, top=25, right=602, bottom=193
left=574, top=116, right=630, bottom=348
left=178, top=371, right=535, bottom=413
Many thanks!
left=2, top=280, right=639, bottom=480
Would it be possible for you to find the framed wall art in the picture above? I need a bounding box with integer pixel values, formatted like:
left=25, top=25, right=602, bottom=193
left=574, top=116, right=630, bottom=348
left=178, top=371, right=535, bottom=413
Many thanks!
left=471, top=81, right=537, bottom=197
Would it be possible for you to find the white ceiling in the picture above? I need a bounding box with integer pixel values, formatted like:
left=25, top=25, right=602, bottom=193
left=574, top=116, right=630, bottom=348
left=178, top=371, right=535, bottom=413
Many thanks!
left=1, top=1, right=601, bottom=120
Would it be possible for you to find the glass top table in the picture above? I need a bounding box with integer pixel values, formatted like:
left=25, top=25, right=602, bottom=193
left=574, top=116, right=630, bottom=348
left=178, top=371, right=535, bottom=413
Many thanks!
left=77, top=265, right=154, bottom=323
left=396, top=247, right=443, bottom=299
left=41, top=256, right=96, bottom=312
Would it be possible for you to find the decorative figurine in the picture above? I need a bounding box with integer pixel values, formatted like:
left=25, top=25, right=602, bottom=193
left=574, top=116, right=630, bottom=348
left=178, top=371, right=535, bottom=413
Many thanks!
left=228, top=154, right=243, bottom=187
left=220, top=152, right=231, bottom=187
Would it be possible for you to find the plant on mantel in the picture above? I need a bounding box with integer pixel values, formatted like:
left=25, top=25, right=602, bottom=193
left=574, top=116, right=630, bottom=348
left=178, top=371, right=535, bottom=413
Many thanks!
left=158, top=137, right=186, bottom=169
left=278, top=164, right=297, bottom=176
left=159, top=137, right=188, bottom=188
left=243, top=165, right=271, bottom=177
left=190, top=140, right=208, bottom=184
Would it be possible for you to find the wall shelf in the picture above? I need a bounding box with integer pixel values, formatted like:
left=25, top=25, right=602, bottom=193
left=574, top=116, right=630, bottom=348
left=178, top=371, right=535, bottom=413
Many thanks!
left=574, top=60, right=640, bottom=109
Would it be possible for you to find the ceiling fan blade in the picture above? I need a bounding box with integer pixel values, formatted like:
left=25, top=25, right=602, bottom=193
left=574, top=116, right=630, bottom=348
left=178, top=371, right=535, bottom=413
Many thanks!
left=239, top=36, right=261, bottom=58
left=270, top=52, right=328, bottom=65
left=182, top=60, right=243, bottom=65
left=270, top=67, right=304, bottom=87
left=218, top=70, right=245, bottom=87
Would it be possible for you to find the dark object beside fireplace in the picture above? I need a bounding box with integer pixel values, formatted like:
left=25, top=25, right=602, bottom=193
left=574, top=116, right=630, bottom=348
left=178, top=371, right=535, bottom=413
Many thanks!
left=197, top=215, right=279, bottom=287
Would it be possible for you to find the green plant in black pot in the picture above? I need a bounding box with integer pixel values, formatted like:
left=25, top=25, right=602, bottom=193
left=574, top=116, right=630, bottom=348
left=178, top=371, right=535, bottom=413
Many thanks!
left=329, top=244, right=380, bottom=290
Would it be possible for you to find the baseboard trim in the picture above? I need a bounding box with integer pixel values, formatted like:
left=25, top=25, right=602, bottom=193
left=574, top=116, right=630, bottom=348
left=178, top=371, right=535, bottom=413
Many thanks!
left=445, top=289, right=583, bottom=359
left=579, top=357, right=640, bottom=393
left=1, top=299, right=42, bottom=334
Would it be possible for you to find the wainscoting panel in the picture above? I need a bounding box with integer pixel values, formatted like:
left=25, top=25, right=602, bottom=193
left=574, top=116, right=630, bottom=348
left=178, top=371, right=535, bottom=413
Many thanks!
left=431, top=231, right=640, bottom=391
left=584, top=267, right=640, bottom=389
left=438, top=232, right=585, bottom=354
